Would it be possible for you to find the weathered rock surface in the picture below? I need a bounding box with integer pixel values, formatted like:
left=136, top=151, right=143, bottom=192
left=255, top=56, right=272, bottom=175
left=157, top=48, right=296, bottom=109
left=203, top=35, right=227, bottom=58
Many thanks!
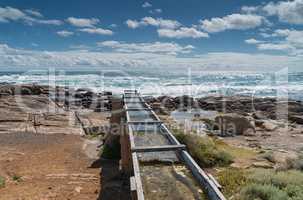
left=0, top=84, right=49, bottom=96
left=289, top=115, right=303, bottom=124
left=214, top=113, right=256, bottom=136
left=76, top=111, right=110, bottom=135
left=261, top=121, right=279, bottom=131
left=0, top=85, right=82, bottom=135
left=252, top=161, right=274, bottom=169
left=145, top=95, right=303, bottom=124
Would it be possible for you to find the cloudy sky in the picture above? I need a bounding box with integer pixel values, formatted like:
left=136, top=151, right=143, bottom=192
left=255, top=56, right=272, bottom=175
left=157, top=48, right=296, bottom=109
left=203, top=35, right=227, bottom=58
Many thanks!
left=0, top=0, right=303, bottom=71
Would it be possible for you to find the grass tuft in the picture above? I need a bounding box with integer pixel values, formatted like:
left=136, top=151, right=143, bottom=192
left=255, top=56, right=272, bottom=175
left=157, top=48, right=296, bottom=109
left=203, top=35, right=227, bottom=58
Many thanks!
left=287, top=153, right=303, bottom=171
left=238, top=169, right=303, bottom=200
left=240, top=184, right=288, bottom=200
left=12, top=175, right=22, bottom=182
left=0, top=176, right=5, bottom=188
left=217, top=168, right=248, bottom=198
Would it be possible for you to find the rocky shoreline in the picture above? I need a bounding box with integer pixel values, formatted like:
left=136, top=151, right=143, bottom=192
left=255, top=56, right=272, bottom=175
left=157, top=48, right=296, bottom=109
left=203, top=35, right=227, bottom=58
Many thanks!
left=1, top=83, right=303, bottom=199
left=0, top=83, right=112, bottom=136
left=1, top=83, right=303, bottom=134
left=1, top=83, right=303, bottom=159
left=145, top=95, right=303, bottom=123
left=145, top=93, right=303, bottom=168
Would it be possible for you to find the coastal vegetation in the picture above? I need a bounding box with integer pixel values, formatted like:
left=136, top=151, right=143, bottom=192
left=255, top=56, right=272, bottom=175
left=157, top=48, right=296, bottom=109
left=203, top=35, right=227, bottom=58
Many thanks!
left=217, top=168, right=303, bottom=200
left=287, top=152, right=303, bottom=171
left=0, top=176, right=5, bottom=188
left=171, top=124, right=303, bottom=200
left=240, top=169, right=303, bottom=200
left=217, top=168, right=248, bottom=198
left=173, top=129, right=233, bottom=168
left=12, top=175, right=22, bottom=182
left=101, top=139, right=121, bottom=159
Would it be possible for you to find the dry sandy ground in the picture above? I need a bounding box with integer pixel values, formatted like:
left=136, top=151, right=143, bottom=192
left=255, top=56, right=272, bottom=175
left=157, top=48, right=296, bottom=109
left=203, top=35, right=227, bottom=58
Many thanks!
left=0, top=94, right=102, bottom=200
left=0, top=86, right=131, bottom=200
left=0, top=132, right=101, bottom=200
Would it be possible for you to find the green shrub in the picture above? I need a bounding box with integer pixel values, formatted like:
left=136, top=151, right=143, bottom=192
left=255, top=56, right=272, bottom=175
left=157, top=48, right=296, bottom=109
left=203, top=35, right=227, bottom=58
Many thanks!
left=0, top=176, right=5, bottom=188
left=217, top=168, right=248, bottom=197
left=271, top=170, right=303, bottom=188
left=101, top=138, right=121, bottom=159
left=238, top=169, right=303, bottom=200
left=294, top=158, right=303, bottom=171
left=249, top=169, right=303, bottom=189
left=285, top=185, right=303, bottom=200
left=12, top=175, right=22, bottom=182
left=240, top=184, right=288, bottom=200
left=174, top=132, right=233, bottom=167
left=215, top=151, right=234, bottom=166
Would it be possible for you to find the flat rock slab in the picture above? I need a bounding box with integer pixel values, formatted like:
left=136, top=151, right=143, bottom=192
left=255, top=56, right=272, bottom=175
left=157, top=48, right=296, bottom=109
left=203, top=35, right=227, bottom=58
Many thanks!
left=0, top=95, right=81, bottom=135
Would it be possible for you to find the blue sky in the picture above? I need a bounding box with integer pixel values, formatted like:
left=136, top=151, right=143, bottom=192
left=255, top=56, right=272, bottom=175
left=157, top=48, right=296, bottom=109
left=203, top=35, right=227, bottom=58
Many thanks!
left=0, top=0, right=302, bottom=71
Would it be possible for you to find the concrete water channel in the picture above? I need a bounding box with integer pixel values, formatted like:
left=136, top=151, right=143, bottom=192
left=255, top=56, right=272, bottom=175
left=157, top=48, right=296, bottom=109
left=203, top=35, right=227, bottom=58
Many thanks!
left=121, top=90, right=226, bottom=200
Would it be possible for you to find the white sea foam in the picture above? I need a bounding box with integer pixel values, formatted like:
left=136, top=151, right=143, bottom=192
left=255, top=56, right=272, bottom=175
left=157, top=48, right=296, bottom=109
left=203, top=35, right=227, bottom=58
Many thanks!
left=0, top=71, right=302, bottom=100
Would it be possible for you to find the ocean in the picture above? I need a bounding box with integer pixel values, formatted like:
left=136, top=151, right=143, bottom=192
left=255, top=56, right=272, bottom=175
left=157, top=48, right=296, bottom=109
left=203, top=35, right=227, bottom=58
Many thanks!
left=0, top=69, right=303, bottom=101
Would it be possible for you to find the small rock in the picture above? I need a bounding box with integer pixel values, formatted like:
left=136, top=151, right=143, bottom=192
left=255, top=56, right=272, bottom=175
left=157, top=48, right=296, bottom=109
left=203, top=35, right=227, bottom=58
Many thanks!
left=249, top=143, right=261, bottom=149
left=289, top=115, right=303, bottom=124
left=215, top=113, right=256, bottom=136
left=252, top=161, right=273, bottom=169
left=75, top=186, right=83, bottom=193
left=243, top=129, right=256, bottom=136
left=260, top=132, right=271, bottom=137
left=255, top=120, right=265, bottom=127
left=252, top=111, right=267, bottom=120
left=245, top=138, right=258, bottom=142
left=46, top=193, right=57, bottom=198
left=261, top=121, right=278, bottom=131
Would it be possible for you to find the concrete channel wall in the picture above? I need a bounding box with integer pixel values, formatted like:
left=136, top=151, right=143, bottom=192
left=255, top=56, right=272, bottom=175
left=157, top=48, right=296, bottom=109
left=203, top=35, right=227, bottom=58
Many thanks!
left=122, top=90, right=226, bottom=200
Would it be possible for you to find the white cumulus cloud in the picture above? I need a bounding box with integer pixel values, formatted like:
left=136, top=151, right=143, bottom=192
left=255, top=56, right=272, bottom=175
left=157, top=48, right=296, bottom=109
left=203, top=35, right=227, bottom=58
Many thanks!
left=0, top=43, right=301, bottom=71
left=66, top=17, right=99, bottom=27
left=142, top=2, right=152, bottom=8
left=241, top=0, right=303, bottom=25
left=246, top=29, right=303, bottom=55
left=263, top=0, right=303, bottom=24
left=241, top=6, right=260, bottom=14
left=149, top=9, right=162, bottom=14
left=201, top=14, right=265, bottom=33
left=0, top=6, right=62, bottom=25
left=126, top=17, right=181, bottom=29
left=79, top=28, right=113, bottom=35
left=25, top=9, right=43, bottom=18
left=98, top=41, right=194, bottom=55
left=125, top=19, right=140, bottom=29
left=57, top=30, right=74, bottom=37
left=245, top=38, right=263, bottom=44
left=158, top=27, right=209, bottom=39
left=257, top=43, right=294, bottom=51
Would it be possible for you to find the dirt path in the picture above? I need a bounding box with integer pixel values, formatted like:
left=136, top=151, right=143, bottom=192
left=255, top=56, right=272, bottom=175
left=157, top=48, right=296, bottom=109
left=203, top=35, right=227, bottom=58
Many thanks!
left=0, top=132, right=100, bottom=200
